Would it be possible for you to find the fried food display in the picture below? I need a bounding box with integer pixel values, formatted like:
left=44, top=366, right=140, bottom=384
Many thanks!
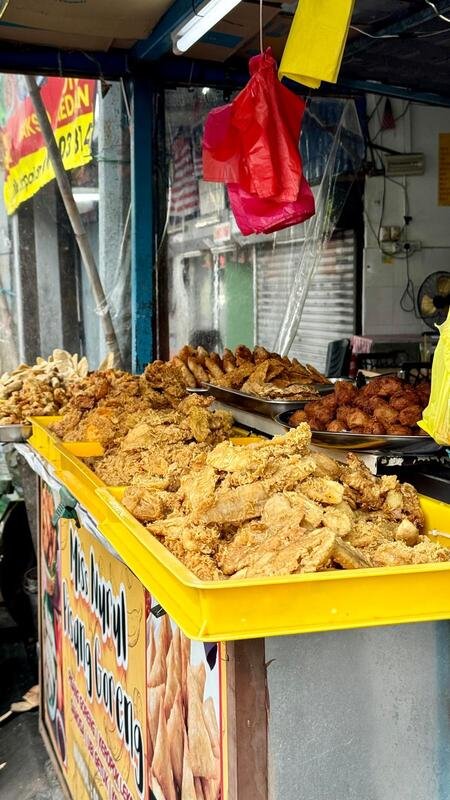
left=91, top=395, right=233, bottom=486
left=147, top=617, right=220, bottom=799
left=0, top=349, right=96, bottom=424
left=289, top=376, right=431, bottom=435
left=50, top=365, right=192, bottom=446
left=118, top=423, right=450, bottom=581
left=168, top=344, right=329, bottom=401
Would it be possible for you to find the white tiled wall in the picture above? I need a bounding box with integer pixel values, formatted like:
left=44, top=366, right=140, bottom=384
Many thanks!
left=363, top=99, right=450, bottom=336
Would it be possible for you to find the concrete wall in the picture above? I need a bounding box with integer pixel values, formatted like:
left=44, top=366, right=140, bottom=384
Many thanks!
left=363, top=97, right=450, bottom=336
left=267, top=622, right=450, bottom=800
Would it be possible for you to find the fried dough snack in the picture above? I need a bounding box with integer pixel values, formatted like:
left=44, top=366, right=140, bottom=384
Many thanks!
left=0, top=349, right=95, bottom=424
left=167, top=345, right=329, bottom=401
left=117, top=423, right=449, bottom=581
left=290, top=377, right=431, bottom=435
left=147, top=619, right=220, bottom=799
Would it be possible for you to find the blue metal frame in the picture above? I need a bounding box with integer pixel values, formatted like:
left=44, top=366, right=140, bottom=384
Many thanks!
left=131, top=75, right=155, bottom=372
left=0, top=44, right=128, bottom=78
left=132, top=0, right=194, bottom=62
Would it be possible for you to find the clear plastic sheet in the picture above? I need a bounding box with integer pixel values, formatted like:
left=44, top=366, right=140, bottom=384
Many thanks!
left=273, top=99, right=364, bottom=355
left=164, top=90, right=364, bottom=364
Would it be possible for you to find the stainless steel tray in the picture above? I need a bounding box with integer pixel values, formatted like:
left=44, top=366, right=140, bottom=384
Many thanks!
left=0, top=424, right=32, bottom=443
left=275, top=411, right=436, bottom=453
left=202, top=383, right=320, bottom=417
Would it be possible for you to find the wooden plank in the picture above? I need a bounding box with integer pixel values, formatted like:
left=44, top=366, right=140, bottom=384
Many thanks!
left=233, top=639, right=268, bottom=800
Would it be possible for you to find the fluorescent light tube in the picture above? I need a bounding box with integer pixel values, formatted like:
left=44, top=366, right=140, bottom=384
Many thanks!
left=173, top=0, right=242, bottom=53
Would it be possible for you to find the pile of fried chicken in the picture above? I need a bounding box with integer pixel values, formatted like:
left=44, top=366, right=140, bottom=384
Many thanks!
left=50, top=371, right=234, bottom=486
left=163, top=344, right=329, bottom=401
left=289, top=376, right=431, bottom=435
left=119, top=423, right=450, bottom=581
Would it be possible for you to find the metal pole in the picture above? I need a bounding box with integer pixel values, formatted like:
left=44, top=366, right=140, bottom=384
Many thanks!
left=25, top=75, right=123, bottom=368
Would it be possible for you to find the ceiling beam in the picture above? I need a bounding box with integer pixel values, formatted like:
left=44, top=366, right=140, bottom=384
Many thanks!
left=345, top=0, right=450, bottom=59
left=132, top=0, right=194, bottom=62
left=0, top=44, right=128, bottom=79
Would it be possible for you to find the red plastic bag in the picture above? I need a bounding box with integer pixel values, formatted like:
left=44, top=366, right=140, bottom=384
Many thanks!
left=227, top=175, right=315, bottom=236
left=203, top=48, right=315, bottom=235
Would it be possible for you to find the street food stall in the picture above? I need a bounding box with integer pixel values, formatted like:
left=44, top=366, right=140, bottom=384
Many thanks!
left=0, top=2, right=449, bottom=800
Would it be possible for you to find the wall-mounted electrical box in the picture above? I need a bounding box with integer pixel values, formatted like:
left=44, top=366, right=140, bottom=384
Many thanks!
left=383, top=152, right=425, bottom=176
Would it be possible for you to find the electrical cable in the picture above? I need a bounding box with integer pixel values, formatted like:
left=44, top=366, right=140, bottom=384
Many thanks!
left=259, top=0, right=264, bottom=53
left=424, top=0, right=450, bottom=23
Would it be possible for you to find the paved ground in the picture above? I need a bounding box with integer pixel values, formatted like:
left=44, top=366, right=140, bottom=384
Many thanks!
left=0, top=610, right=64, bottom=800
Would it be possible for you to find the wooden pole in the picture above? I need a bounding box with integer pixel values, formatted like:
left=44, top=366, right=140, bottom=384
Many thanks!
left=25, top=75, right=122, bottom=368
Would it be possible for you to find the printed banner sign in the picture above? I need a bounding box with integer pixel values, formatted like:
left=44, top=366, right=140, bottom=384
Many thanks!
left=40, top=480, right=224, bottom=800
left=2, top=77, right=95, bottom=215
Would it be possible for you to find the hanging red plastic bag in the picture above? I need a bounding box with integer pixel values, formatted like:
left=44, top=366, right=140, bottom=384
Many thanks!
left=203, top=48, right=315, bottom=235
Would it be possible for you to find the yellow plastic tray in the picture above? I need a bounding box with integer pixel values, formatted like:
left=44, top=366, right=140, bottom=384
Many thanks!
left=29, top=417, right=450, bottom=642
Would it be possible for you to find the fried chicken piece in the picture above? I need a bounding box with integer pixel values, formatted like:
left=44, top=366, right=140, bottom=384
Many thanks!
left=122, top=488, right=175, bottom=522
left=199, top=482, right=269, bottom=525
left=363, top=376, right=403, bottom=398
left=222, top=363, right=256, bottom=389
left=385, top=424, right=413, bottom=436
left=323, top=502, right=354, bottom=536
left=222, top=349, right=236, bottom=372
left=336, top=405, right=354, bottom=428
left=345, top=516, right=398, bottom=551
left=327, top=420, right=346, bottom=432
left=371, top=541, right=414, bottom=567
left=206, top=440, right=271, bottom=483
left=162, top=536, right=223, bottom=581
left=217, top=522, right=268, bottom=575
left=181, top=524, right=221, bottom=556
left=332, top=537, right=372, bottom=569
left=415, top=381, right=431, bottom=405
left=235, top=345, right=253, bottom=364
left=232, top=528, right=336, bottom=579
left=395, top=519, right=420, bottom=546
left=253, top=346, right=271, bottom=363
left=181, top=465, right=218, bottom=514
left=300, top=477, right=344, bottom=505
left=297, top=528, right=337, bottom=573
left=204, top=356, right=225, bottom=382
left=289, top=409, right=308, bottom=427
left=261, top=492, right=305, bottom=533
left=368, top=421, right=387, bottom=435
left=187, top=356, right=209, bottom=385
left=334, top=381, right=358, bottom=405
left=312, top=452, right=341, bottom=479
left=307, top=415, right=325, bottom=432
left=411, top=540, right=450, bottom=564
left=389, top=390, right=418, bottom=412
left=372, top=402, right=398, bottom=427
left=346, top=408, right=372, bottom=431
left=340, top=454, right=388, bottom=511
left=144, top=361, right=187, bottom=398
left=297, top=495, right=324, bottom=528
left=172, top=356, right=197, bottom=388
left=398, top=405, right=423, bottom=427
left=311, top=402, right=336, bottom=427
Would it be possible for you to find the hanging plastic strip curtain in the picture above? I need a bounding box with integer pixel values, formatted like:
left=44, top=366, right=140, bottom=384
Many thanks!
left=273, top=98, right=364, bottom=356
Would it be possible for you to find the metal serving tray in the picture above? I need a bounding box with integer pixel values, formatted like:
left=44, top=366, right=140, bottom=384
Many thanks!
left=0, top=424, right=32, bottom=443
left=275, top=411, right=436, bottom=453
left=202, top=382, right=332, bottom=417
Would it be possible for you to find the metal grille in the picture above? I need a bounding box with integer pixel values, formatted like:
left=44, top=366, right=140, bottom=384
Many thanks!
left=256, top=229, right=356, bottom=373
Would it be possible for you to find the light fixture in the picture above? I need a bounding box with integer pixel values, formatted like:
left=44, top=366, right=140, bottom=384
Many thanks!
left=173, top=0, right=242, bottom=54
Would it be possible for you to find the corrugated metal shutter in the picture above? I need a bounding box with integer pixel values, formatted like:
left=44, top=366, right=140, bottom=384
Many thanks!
left=256, top=229, right=356, bottom=373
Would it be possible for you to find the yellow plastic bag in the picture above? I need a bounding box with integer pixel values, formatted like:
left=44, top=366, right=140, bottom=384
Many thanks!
left=418, top=317, right=450, bottom=445
left=279, top=0, right=355, bottom=89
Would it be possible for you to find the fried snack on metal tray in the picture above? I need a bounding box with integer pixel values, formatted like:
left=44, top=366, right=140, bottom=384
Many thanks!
left=291, top=376, right=429, bottom=435
left=0, top=349, right=92, bottom=424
